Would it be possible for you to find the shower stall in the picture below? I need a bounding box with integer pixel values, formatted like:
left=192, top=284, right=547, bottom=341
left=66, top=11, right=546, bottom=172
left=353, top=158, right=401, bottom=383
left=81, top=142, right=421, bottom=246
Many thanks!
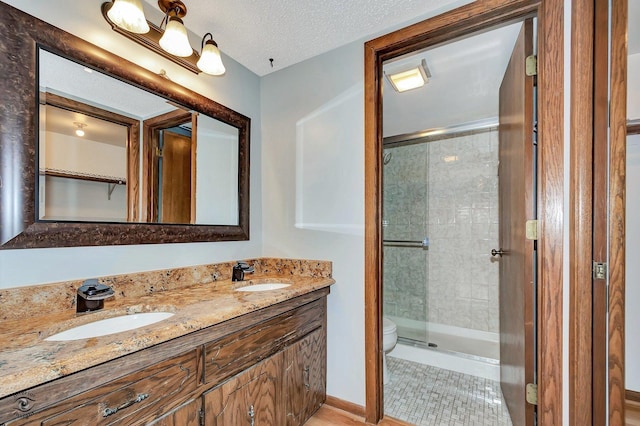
left=382, top=119, right=501, bottom=380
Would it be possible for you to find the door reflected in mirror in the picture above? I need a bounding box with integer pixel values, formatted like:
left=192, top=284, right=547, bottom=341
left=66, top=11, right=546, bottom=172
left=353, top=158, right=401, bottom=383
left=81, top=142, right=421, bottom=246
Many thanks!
left=38, top=49, right=240, bottom=226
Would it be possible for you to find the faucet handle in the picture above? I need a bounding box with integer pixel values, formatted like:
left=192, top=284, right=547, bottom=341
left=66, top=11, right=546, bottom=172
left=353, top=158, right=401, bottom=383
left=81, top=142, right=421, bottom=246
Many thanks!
left=235, top=261, right=254, bottom=273
left=77, top=279, right=114, bottom=313
left=232, top=261, right=255, bottom=281
left=78, top=279, right=115, bottom=300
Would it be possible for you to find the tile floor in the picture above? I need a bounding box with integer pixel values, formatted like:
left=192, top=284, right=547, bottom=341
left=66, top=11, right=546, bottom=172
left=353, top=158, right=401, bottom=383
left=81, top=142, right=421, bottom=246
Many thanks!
left=384, top=356, right=513, bottom=426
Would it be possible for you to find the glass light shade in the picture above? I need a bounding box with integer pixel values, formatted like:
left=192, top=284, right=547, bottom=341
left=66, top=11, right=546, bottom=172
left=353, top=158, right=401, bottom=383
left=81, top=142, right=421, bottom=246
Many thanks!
left=159, top=17, right=193, bottom=57
left=75, top=129, right=85, bottom=137
left=107, top=0, right=150, bottom=34
left=197, top=41, right=226, bottom=75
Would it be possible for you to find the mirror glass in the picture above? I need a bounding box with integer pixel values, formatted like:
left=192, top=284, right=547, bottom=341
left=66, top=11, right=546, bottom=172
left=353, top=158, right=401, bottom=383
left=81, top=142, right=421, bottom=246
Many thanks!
left=38, top=49, right=239, bottom=225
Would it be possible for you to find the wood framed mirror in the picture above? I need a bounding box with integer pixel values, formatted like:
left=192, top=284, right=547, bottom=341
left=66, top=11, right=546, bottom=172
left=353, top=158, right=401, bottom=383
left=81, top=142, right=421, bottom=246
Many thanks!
left=0, top=2, right=250, bottom=249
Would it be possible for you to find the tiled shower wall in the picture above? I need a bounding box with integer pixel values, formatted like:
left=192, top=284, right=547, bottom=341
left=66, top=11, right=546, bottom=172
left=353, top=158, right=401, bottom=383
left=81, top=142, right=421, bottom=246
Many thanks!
left=383, top=129, right=499, bottom=333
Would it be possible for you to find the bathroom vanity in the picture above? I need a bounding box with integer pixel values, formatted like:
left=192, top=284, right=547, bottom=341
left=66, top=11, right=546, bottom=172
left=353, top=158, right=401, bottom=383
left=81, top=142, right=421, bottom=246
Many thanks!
left=0, top=259, right=333, bottom=425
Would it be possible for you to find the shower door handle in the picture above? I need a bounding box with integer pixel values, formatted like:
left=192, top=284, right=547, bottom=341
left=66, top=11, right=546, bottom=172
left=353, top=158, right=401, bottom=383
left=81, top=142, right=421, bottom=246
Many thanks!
left=491, top=248, right=505, bottom=257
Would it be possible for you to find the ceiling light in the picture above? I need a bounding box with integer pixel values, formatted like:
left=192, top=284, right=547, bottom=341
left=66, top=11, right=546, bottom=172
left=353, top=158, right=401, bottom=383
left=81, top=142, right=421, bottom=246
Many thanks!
left=197, top=33, right=226, bottom=75
left=385, top=59, right=431, bottom=93
left=74, top=122, right=87, bottom=137
left=106, top=0, right=150, bottom=34
left=102, top=0, right=225, bottom=75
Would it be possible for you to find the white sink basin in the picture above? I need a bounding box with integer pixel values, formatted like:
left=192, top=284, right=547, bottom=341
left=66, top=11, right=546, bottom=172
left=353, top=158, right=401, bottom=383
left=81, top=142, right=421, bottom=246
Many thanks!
left=235, top=283, right=290, bottom=292
left=45, top=312, right=174, bottom=342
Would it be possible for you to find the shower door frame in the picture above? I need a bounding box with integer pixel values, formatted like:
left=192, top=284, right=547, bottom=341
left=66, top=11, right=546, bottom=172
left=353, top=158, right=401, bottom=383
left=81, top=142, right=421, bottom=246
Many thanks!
left=363, top=0, right=567, bottom=424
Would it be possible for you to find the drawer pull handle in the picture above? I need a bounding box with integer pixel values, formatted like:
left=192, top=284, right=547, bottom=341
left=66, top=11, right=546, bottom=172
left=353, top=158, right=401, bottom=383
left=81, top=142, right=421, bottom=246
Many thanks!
left=304, top=366, right=310, bottom=389
left=248, top=404, right=255, bottom=426
left=102, top=393, right=149, bottom=418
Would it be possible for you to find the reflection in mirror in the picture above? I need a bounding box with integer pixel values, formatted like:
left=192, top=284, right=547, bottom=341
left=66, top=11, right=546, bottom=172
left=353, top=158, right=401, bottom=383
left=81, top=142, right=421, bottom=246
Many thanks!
left=38, top=49, right=240, bottom=226
left=39, top=99, right=129, bottom=222
left=196, top=116, right=239, bottom=225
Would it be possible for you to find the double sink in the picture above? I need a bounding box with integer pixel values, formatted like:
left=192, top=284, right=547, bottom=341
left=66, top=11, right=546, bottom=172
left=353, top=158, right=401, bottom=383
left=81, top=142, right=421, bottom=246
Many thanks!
left=45, top=282, right=291, bottom=342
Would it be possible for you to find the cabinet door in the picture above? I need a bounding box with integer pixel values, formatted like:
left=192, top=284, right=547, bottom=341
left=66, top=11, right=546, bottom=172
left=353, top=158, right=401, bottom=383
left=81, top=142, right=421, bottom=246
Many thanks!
left=203, top=353, right=282, bottom=426
left=283, top=328, right=326, bottom=425
left=148, top=398, right=201, bottom=426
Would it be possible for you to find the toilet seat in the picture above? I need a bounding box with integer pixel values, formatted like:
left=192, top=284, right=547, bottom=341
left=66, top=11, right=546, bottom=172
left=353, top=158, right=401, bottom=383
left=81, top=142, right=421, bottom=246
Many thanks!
left=382, top=318, right=398, bottom=385
left=383, top=317, right=397, bottom=335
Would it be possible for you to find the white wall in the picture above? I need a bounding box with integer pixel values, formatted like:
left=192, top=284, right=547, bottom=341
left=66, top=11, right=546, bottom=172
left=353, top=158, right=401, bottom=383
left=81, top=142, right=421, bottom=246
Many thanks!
left=259, top=0, right=473, bottom=407
left=195, top=116, right=239, bottom=225
left=627, top=135, right=640, bottom=392
left=261, top=41, right=367, bottom=405
left=0, top=0, right=262, bottom=288
left=629, top=53, right=640, bottom=120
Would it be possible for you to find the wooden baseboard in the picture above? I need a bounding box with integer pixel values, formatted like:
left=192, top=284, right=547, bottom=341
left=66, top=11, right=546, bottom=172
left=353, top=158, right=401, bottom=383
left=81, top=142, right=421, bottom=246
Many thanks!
left=323, top=396, right=412, bottom=426
left=627, top=389, right=640, bottom=403
left=324, top=395, right=366, bottom=418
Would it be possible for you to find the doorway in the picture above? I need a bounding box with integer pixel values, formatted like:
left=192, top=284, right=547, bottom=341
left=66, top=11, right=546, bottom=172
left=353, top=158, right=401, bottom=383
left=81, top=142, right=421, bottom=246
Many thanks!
left=364, top=1, right=565, bottom=424
left=143, top=110, right=197, bottom=223
left=380, top=19, right=535, bottom=425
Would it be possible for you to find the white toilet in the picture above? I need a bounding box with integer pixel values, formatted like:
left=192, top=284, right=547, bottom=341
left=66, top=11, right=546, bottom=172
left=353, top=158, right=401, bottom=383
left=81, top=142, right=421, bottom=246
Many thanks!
left=382, top=317, right=398, bottom=385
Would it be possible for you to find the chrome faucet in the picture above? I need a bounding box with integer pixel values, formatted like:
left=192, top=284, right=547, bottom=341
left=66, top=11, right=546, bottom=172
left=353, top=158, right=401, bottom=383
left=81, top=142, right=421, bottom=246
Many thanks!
left=232, top=261, right=255, bottom=281
left=76, top=279, right=115, bottom=313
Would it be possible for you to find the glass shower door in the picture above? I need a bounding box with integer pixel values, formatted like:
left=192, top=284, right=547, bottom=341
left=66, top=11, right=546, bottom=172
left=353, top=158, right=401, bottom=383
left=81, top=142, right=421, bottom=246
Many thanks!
left=382, top=143, right=430, bottom=345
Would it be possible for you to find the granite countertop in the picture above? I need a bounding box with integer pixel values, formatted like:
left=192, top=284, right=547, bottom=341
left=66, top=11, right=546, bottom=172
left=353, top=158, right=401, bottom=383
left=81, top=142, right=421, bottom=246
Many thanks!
left=0, top=258, right=334, bottom=399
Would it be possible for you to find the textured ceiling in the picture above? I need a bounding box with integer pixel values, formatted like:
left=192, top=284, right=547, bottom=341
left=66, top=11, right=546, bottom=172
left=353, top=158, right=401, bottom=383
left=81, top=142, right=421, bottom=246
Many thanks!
left=143, top=0, right=468, bottom=76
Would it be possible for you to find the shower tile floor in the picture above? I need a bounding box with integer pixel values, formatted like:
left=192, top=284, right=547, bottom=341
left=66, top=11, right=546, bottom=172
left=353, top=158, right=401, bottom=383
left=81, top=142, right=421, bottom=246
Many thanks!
left=385, top=357, right=513, bottom=426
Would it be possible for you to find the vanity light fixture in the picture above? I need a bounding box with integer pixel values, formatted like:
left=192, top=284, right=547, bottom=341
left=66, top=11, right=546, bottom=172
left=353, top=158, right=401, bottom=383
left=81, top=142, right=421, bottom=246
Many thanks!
left=74, top=122, right=87, bottom=137
left=102, top=0, right=226, bottom=75
left=385, top=59, right=431, bottom=93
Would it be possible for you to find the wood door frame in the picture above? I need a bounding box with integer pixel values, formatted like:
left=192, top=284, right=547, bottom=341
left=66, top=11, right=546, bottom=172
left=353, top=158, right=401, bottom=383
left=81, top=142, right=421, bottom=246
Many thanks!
left=364, top=0, right=566, bottom=423
left=569, top=0, right=597, bottom=423
left=142, top=109, right=194, bottom=222
left=608, top=1, right=628, bottom=423
left=583, top=0, right=628, bottom=424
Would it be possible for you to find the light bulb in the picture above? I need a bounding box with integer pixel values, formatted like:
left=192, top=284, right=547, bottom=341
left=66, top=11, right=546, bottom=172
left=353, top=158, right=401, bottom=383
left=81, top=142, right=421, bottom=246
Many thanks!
left=74, top=122, right=87, bottom=137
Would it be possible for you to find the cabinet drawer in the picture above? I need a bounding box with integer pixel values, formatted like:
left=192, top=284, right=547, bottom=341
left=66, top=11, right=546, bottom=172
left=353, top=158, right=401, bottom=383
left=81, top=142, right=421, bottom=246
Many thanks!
left=41, top=350, right=198, bottom=426
left=204, top=299, right=324, bottom=385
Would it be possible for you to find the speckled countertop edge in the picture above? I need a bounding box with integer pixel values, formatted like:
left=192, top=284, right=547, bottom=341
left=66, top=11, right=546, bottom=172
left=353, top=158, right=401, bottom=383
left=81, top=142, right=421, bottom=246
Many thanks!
left=0, top=258, right=334, bottom=399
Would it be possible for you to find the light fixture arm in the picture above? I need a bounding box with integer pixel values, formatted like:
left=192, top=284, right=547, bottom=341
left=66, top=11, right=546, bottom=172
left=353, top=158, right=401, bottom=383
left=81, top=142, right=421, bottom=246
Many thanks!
left=201, top=32, right=215, bottom=50
left=159, top=5, right=183, bottom=29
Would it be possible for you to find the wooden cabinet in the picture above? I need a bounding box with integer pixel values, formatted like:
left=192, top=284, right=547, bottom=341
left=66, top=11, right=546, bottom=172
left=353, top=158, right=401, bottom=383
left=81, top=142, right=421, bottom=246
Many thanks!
left=149, top=398, right=201, bottom=426
left=283, top=329, right=326, bottom=425
left=6, top=350, right=198, bottom=426
left=203, top=353, right=283, bottom=425
left=0, top=290, right=328, bottom=426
